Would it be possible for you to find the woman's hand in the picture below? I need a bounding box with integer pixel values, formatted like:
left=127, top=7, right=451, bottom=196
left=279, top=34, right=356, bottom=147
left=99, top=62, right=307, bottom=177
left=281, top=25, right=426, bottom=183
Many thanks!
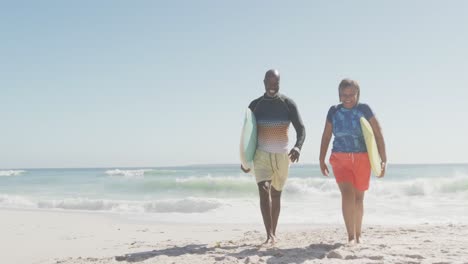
left=320, top=161, right=329, bottom=177
left=379, top=161, right=386, bottom=177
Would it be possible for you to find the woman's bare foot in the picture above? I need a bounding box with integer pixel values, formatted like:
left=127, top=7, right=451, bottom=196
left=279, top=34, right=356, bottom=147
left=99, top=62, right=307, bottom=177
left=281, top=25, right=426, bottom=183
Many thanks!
left=346, top=236, right=356, bottom=246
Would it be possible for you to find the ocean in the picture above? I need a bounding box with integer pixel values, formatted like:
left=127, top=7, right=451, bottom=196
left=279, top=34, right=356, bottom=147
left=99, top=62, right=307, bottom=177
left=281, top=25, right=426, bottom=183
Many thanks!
left=1, top=164, right=467, bottom=225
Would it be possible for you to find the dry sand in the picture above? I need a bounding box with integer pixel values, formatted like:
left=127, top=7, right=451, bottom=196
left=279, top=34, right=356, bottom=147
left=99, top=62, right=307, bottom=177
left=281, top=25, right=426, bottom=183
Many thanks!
left=1, top=208, right=467, bottom=264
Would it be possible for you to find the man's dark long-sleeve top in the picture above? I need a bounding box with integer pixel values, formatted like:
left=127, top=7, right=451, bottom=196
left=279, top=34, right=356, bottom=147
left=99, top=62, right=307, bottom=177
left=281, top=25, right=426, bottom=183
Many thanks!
left=248, top=93, right=306, bottom=154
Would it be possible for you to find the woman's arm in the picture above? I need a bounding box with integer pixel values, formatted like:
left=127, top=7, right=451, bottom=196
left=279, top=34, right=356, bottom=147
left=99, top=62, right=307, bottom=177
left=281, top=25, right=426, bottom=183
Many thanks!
left=319, top=121, right=333, bottom=176
left=369, top=116, right=387, bottom=176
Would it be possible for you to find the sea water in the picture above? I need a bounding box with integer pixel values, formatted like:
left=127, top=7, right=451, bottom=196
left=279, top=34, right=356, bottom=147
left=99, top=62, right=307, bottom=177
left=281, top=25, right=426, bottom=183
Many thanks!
left=1, top=164, right=467, bottom=224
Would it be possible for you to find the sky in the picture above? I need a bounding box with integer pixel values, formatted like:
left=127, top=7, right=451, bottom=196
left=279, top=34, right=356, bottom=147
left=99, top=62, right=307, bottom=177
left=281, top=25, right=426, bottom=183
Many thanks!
left=1, top=1, right=468, bottom=168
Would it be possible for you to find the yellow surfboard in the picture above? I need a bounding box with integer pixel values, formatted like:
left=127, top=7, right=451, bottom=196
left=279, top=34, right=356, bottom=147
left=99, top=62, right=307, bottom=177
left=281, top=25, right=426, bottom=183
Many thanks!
left=360, top=117, right=383, bottom=177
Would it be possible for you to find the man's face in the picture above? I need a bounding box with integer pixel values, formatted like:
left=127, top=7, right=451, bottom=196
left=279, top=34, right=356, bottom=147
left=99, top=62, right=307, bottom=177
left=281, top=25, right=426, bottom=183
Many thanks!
left=264, top=76, right=280, bottom=97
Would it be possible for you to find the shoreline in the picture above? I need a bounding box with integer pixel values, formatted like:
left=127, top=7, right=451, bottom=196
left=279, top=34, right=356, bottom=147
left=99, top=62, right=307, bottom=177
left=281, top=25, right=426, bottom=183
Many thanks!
left=1, top=208, right=467, bottom=264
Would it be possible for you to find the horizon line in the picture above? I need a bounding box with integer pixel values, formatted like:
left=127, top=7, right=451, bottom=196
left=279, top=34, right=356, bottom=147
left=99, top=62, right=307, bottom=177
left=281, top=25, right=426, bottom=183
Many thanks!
left=2, top=162, right=468, bottom=170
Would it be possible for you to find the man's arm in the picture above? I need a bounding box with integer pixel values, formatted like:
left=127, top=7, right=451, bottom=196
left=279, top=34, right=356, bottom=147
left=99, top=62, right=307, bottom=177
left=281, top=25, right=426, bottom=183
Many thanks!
left=287, top=99, right=305, bottom=162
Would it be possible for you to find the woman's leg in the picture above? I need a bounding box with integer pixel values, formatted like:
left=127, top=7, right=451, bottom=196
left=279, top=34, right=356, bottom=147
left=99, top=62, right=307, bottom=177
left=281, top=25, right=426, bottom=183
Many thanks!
left=354, top=189, right=365, bottom=243
left=338, top=182, right=356, bottom=242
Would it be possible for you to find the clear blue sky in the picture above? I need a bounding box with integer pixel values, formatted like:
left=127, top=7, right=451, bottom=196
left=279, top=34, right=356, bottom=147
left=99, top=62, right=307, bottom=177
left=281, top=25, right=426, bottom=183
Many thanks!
left=2, top=1, right=467, bottom=168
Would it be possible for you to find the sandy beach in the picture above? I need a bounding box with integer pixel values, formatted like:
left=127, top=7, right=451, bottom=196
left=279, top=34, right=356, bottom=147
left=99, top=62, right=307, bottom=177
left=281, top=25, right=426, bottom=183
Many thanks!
left=3, top=1, right=468, bottom=263
left=1, top=208, right=467, bottom=264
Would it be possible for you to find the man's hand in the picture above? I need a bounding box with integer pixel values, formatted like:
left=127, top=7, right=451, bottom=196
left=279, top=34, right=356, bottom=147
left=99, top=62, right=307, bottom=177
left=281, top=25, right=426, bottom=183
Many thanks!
left=240, top=164, right=251, bottom=173
left=288, top=149, right=300, bottom=163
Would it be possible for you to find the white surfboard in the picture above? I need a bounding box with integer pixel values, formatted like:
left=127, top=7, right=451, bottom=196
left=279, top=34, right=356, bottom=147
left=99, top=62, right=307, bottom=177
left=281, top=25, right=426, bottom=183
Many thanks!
left=240, top=108, right=257, bottom=170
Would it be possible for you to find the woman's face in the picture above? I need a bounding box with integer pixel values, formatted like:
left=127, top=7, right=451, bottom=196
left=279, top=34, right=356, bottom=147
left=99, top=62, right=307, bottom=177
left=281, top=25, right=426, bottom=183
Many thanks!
left=340, top=86, right=358, bottom=109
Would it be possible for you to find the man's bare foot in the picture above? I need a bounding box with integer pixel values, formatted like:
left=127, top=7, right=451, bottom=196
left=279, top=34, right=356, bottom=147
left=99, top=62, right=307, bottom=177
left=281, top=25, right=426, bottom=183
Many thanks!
left=270, top=234, right=277, bottom=245
left=260, top=235, right=276, bottom=246
left=261, top=236, right=271, bottom=245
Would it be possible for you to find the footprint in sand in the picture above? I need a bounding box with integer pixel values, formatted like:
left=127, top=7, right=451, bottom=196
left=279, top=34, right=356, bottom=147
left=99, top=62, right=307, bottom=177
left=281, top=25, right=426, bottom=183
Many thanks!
left=214, top=256, right=225, bottom=261
left=366, top=255, right=384, bottom=260
left=273, top=252, right=284, bottom=257
left=404, top=254, right=424, bottom=259
left=244, top=256, right=262, bottom=263
left=326, top=251, right=342, bottom=259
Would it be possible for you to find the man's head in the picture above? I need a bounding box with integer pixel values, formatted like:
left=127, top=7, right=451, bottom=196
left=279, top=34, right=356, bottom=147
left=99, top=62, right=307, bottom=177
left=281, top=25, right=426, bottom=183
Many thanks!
left=263, top=69, right=280, bottom=97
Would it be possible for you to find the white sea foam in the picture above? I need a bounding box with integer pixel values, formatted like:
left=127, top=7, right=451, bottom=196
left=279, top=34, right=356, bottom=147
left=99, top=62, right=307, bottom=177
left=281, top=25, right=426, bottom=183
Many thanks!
left=0, top=194, right=36, bottom=208
left=369, top=174, right=468, bottom=198
left=105, top=169, right=152, bottom=178
left=0, top=195, right=223, bottom=214
left=143, top=197, right=223, bottom=213
left=105, top=169, right=181, bottom=178
left=0, top=170, right=26, bottom=177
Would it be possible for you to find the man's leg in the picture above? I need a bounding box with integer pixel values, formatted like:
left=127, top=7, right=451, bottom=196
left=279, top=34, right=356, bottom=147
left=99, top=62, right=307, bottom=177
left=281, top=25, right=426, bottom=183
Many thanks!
left=257, top=180, right=272, bottom=243
left=270, top=186, right=282, bottom=242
